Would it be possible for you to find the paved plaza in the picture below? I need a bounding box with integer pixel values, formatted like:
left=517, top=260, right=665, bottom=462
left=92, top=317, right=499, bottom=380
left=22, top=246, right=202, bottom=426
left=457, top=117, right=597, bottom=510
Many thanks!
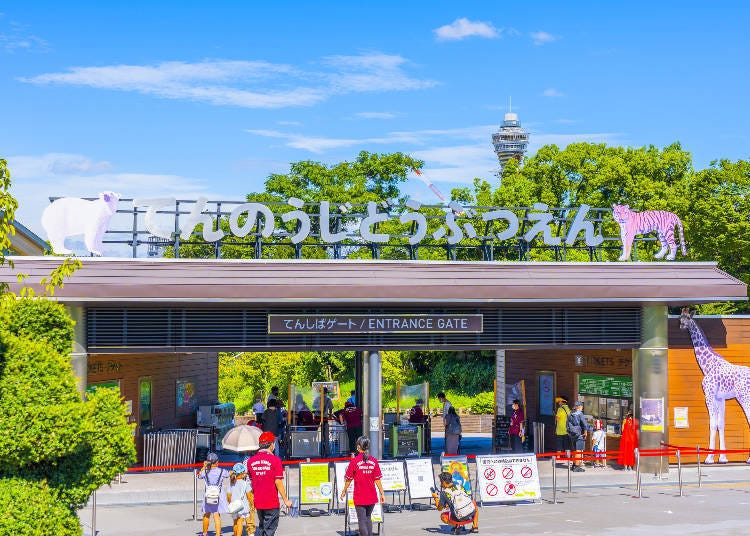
left=79, top=459, right=750, bottom=536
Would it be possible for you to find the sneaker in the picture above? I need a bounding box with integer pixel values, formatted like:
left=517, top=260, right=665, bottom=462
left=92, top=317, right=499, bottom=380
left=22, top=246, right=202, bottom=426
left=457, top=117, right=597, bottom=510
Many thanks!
left=572, top=466, right=585, bottom=472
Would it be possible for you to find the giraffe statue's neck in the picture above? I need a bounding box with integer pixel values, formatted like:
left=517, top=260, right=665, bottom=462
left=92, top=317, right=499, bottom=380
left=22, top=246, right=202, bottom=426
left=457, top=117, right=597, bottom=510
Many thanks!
left=687, top=320, right=723, bottom=374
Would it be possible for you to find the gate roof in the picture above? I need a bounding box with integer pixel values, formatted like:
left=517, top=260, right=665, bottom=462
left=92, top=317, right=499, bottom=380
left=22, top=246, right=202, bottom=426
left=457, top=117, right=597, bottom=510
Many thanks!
left=0, top=258, right=745, bottom=306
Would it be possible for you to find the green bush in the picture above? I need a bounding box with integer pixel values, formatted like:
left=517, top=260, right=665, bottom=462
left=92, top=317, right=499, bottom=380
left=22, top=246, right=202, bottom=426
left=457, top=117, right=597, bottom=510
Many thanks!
left=0, top=298, right=135, bottom=533
left=470, top=391, right=496, bottom=414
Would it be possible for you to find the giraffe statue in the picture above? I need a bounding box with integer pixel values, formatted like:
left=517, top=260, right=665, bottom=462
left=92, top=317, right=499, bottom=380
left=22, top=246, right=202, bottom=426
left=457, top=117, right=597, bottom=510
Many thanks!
left=679, top=308, right=750, bottom=463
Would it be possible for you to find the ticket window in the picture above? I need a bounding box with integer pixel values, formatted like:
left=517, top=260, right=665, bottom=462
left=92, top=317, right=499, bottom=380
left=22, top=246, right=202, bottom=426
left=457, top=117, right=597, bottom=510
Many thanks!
left=578, top=374, right=632, bottom=436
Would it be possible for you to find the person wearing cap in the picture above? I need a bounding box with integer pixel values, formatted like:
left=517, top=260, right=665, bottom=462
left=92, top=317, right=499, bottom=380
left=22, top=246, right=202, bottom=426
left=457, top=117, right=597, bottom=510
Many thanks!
left=227, top=462, right=255, bottom=536
left=246, top=431, right=292, bottom=536
left=566, top=401, right=592, bottom=472
left=197, top=452, right=230, bottom=536
left=555, top=395, right=571, bottom=455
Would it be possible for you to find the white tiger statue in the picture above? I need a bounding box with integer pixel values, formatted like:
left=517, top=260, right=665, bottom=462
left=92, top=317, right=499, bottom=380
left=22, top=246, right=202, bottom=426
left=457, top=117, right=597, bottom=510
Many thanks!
left=612, top=204, right=686, bottom=261
left=41, top=192, right=121, bottom=256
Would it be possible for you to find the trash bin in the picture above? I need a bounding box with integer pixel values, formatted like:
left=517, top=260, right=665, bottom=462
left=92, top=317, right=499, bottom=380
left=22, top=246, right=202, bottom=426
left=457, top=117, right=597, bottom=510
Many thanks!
left=532, top=422, right=545, bottom=454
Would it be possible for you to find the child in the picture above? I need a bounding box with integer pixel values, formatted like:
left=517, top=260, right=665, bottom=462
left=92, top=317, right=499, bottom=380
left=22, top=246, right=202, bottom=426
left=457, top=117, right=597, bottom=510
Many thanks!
left=592, top=419, right=607, bottom=468
left=431, top=471, right=479, bottom=534
left=227, top=462, right=255, bottom=536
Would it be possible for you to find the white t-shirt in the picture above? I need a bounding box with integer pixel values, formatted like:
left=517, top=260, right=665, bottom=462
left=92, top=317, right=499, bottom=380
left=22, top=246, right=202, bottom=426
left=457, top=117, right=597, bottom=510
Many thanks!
left=253, top=402, right=265, bottom=415
left=592, top=429, right=606, bottom=451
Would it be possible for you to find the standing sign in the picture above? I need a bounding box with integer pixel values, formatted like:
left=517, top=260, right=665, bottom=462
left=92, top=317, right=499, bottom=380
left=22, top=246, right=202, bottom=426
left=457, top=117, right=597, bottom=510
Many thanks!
left=299, top=462, right=332, bottom=504
left=475, top=454, right=541, bottom=504
left=346, top=489, right=383, bottom=524
left=379, top=461, right=407, bottom=492
left=405, top=458, right=435, bottom=499
left=334, top=461, right=350, bottom=496
left=440, top=455, right=472, bottom=495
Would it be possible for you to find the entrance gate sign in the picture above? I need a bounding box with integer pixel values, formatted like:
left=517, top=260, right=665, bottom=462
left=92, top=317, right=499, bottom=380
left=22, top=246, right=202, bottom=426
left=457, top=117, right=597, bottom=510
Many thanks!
left=268, top=314, right=483, bottom=334
left=475, top=454, right=541, bottom=504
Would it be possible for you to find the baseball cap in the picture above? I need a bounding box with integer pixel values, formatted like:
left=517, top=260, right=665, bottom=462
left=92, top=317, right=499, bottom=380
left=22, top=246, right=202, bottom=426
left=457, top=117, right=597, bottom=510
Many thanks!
left=259, top=431, right=276, bottom=444
left=232, top=462, right=246, bottom=473
left=206, top=452, right=219, bottom=463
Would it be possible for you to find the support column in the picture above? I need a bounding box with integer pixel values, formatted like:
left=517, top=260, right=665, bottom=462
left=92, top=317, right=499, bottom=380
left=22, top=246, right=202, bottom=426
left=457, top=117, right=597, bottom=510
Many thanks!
left=361, top=351, right=370, bottom=451
left=355, top=351, right=364, bottom=411
left=66, top=305, right=88, bottom=399
left=495, top=350, right=506, bottom=416
left=367, top=351, right=383, bottom=459
left=633, top=305, right=669, bottom=474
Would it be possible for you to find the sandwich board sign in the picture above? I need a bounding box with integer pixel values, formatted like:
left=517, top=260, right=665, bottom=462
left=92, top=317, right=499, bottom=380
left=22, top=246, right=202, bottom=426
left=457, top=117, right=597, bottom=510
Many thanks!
left=475, top=454, right=541, bottom=504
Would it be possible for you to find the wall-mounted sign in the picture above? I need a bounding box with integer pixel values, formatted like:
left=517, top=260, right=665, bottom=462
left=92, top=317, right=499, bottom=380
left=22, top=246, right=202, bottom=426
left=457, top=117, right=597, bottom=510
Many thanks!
left=578, top=374, right=633, bottom=398
left=674, top=407, right=689, bottom=429
left=268, top=314, right=483, bottom=334
left=640, top=397, right=665, bottom=432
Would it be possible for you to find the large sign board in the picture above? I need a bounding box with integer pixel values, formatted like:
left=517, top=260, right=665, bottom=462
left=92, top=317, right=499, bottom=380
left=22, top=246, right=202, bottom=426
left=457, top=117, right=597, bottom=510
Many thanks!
left=379, top=461, right=407, bottom=492
left=578, top=374, right=633, bottom=398
left=405, top=458, right=435, bottom=499
left=475, top=454, right=541, bottom=504
left=299, top=462, right=332, bottom=505
left=268, top=314, right=483, bottom=335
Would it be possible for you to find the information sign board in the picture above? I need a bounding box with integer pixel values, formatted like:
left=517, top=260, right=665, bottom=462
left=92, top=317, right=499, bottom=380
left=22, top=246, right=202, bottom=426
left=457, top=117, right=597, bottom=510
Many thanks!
left=475, top=454, right=541, bottom=503
left=405, top=458, right=435, bottom=499
left=578, top=374, right=633, bottom=398
left=347, top=489, right=383, bottom=524
left=334, top=461, right=350, bottom=496
left=299, top=462, right=332, bottom=504
left=379, top=461, right=407, bottom=491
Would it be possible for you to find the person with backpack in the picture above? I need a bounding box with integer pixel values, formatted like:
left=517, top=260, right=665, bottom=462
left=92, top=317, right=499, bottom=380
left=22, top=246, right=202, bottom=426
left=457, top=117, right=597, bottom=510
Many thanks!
left=431, top=471, right=479, bottom=534
left=197, top=452, right=229, bottom=536
left=227, top=462, right=255, bottom=536
left=566, top=400, right=592, bottom=472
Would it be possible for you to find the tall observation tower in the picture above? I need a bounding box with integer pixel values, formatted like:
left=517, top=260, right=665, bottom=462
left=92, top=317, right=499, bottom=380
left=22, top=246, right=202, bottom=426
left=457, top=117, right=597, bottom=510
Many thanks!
left=492, top=100, right=529, bottom=169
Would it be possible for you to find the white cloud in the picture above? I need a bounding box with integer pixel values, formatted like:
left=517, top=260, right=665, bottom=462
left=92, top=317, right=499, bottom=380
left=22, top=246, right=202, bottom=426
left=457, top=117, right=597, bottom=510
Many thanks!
left=530, top=31, right=556, bottom=45
left=22, top=54, right=436, bottom=109
left=434, top=18, right=501, bottom=41
left=542, top=88, right=564, bottom=97
left=354, top=112, right=396, bottom=119
left=0, top=19, right=48, bottom=53
left=7, top=153, right=230, bottom=236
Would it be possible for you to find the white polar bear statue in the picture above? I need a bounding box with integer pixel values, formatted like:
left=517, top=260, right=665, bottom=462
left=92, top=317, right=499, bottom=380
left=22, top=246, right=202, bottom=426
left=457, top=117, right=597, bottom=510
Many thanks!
left=41, top=191, right=121, bottom=256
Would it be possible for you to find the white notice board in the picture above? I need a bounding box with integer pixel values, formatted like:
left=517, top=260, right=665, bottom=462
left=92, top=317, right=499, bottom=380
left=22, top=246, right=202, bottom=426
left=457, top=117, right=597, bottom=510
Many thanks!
left=334, top=461, right=350, bottom=495
left=475, top=454, right=541, bottom=504
left=347, top=489, right=383, bottom=523
left=379, top=460, right=407, bottom=491
left=405, top=457, right=435, bottom=499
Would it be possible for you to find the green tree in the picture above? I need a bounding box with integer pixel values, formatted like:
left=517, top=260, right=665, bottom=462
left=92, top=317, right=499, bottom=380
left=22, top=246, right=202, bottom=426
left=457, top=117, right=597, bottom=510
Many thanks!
left=0, top=159, right=18, bottom=292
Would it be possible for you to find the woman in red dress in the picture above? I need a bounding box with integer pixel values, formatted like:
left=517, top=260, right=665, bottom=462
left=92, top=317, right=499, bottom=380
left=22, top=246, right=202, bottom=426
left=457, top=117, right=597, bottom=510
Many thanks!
left=617, top=409, right=638, bottom=470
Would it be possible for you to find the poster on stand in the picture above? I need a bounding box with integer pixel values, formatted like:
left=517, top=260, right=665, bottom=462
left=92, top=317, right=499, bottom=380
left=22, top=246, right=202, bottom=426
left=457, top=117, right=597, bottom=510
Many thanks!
left=334, top=461, right=350, bottom=495
left=299, top=462, right=332, bottom=504
left=475, top=454, right=541, bottom=504
left=347, top=489, right=383, bottom=523
left=405, top=458, right=435, bottom=499
left=440, top=455, right=471, bottom=495
left=379, top=460, right=407, bottom=491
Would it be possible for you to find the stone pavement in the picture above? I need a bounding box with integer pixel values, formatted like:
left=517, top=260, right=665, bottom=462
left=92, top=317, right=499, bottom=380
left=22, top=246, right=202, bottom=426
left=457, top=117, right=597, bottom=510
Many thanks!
left=78, top=458, right=750, bottom=536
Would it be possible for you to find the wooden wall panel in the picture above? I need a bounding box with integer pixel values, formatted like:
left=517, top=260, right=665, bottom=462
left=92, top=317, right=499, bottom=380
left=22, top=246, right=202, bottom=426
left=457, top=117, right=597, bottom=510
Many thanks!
left=87, top=352, right=219, bottom=462
left=667, top=317, right=750, bottom=463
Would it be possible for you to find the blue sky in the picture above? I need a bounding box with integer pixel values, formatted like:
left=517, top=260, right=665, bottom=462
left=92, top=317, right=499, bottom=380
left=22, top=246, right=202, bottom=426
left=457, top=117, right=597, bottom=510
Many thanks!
left=2, top=2, right=748, bottom=233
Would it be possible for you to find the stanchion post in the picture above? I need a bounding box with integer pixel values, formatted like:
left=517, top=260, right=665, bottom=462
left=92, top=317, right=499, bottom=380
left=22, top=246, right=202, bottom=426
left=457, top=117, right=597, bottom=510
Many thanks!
left=634, top=448, right=641, bottom=496
left=566, top=450, right=571, bottom=493
left=551, top=456, right=557, bottom=504
left=193, top=469, right=198, bottom=521
left=696, top=446, right=702, bottom=488
left=677, top=449, right=683, bottom=497
left=92, top=490, right=97, bottom=536
left=659, top=443, right=664, bottom=478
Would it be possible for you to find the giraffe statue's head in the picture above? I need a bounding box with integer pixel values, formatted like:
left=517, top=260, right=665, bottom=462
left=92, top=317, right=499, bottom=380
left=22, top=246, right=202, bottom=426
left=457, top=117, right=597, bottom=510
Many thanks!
left=679, top=307, right=695, bottom=330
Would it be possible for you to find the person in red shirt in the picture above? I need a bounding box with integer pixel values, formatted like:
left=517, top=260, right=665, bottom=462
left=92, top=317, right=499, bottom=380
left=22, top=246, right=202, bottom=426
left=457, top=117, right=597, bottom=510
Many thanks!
left=339, top=401, right=363, bottom=454
left=245, top=432, right=292, bottom=536
left=409, top=398, right=426, bottom=424
left=339, top=437, right=385, bottom=536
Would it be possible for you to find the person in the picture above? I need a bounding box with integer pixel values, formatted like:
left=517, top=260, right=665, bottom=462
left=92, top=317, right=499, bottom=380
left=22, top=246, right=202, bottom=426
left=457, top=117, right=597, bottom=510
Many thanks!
left=246, top=431, right=292, bottom=536
left=339, top=401, right=363, bottom=454
left=591, top=419, right=607, bottom=468
left=253, top=397, right=265, bottom=418
left=409, top=398, right=426, bottom=424
left=567, top=400, right=591, bottom=472
left=267, top=386, right=280, bottom=406
left=509, top=399, right=525, bottom=453
left=313, top=387, right=334, bottom=456
left=340, top=437, right=385, bottom=536
left=261, top=399, right=282, bottom=453
left=346, top=390, right=356, bottom=405
left=555, top=395, right=571, bottom=455
left=617, top=409, right=638, bottom=470
left=227, top=462, right=255, bottom=536
left=312, top=387, right=334, bottom=416
left=431, top=471, right=479, bottom=534
left=437, top=392, right=453, bottom=426
left=197, top=452, right=229, bottom=536
left=444, top=406, right=462, bottom=455
left=293, top=393, right=315, bottom=428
